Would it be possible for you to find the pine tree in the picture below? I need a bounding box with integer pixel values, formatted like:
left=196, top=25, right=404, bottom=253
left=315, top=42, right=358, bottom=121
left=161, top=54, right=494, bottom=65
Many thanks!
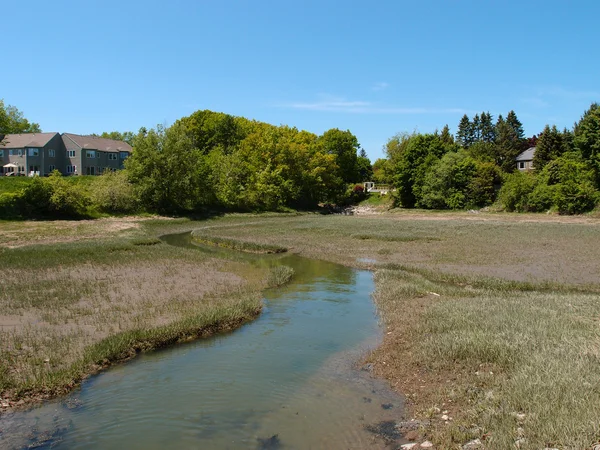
left=506, top=110, right=525, bottom=141
left=472, top=114, right=481, bottom=142
left=533, top=125, right=566, bottom=170
left=439, top=124, right=454, bottom=146
left=495, top=113, right=525, bottom=172
left=456, top=114, right=474, bottom=148
left=480, top=112, right=496, bottom=143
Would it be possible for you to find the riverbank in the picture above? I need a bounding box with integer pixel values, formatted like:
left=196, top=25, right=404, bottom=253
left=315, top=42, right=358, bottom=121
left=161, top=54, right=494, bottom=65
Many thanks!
left=2, top=211, right=600, bottom=448
left=0, top=219, right=273, bottom=412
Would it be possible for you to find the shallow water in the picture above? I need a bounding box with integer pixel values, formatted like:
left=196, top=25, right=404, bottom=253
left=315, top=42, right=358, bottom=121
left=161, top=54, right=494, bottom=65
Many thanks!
left=1, top=233, right=405, bottom=449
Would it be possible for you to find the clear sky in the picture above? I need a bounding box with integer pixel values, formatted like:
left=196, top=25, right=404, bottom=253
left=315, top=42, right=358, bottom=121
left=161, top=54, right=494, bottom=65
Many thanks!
left=3, top=0, right=599, bottom=160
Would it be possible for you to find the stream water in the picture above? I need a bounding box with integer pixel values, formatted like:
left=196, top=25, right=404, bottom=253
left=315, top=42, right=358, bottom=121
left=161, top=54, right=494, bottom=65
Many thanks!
left=0, top=233, right=405, bottom=449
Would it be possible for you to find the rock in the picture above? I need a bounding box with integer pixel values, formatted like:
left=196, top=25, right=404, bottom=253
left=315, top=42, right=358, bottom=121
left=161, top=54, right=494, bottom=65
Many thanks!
left=515, top=438, right=526, bottom=448
left=441, top=414, right=449, bottom=421
left=405, top=430, right=419, bottom=441
left=401, top=444, right=418, bottom=450
left=421, top=441, right=434, bottom=448
left=515, top=413, right=526, bottom=422
left=462, top=439, right=484, bottom=450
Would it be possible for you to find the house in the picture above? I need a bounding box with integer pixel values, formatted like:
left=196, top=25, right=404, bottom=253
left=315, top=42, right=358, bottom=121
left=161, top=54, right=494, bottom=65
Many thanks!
left=0, top=132, right=64, bottom=176
left=62, top=133, right=131, bottom=176
left=0, top=132, right=131, bottom=176
left=516, top=147, right=535, bottom=171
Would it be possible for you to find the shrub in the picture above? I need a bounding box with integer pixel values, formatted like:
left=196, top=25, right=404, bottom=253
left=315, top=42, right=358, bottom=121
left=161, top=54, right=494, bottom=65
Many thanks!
left=20, top=171, right=90, bottom=218
left=90, top=170, right=138, bottom=214
left=0, top=192, right=22, bottom=218
left=497, top=171, right=536, bottom=212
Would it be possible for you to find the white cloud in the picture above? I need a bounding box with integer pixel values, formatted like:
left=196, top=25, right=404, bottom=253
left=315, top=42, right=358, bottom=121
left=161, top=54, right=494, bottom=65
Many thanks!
left=372, top=82, right=389, bottom=91
left=283, top=96, right=466, bottom=115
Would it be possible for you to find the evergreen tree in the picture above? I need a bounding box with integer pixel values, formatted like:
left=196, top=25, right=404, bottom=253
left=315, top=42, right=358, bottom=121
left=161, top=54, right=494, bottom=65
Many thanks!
left=573, top=102, right=600, bottom=162
left=533, top=125, right=566, bottom=171
left=495, top=111, right=526, bottom=172
left=506, top=110, right=525, bottom=141
left=480, top=112, right=496, bottom=143
left=472, top=114, right=481, bottom=142
left=439, top=124, right=454, bottom=145
left=456, top=114, right=474, bottom=148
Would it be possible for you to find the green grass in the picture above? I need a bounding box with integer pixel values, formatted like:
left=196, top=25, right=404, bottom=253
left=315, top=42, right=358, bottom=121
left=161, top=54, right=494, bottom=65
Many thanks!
left=3, top=212, right=600, bottom=447
left=191, top=231, right=287, bottom=253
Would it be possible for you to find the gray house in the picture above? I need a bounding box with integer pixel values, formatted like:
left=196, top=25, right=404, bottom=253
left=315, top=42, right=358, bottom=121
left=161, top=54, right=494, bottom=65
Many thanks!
left=62, top=133, right=132, bottom=176
left=0, top=132, right=65, bottom=176
left=516, top=147, right=536, bottom=171
left=0, top=132, right=131, bottom=176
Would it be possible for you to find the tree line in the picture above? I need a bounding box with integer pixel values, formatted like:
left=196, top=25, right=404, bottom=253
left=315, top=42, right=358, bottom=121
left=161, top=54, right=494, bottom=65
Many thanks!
left=373, top=104, right=600, bottom=214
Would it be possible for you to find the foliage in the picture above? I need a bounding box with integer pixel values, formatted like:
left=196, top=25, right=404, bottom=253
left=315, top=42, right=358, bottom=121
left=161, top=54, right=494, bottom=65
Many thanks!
left=497, top=171, right=537, bottom=212
left=19, top=171, right=90, bottom=217
left=420, top=151, right=500, bottom=209
left=126, top=123, right=212, bottom=213
left=0, top=99, right=41, bottom=135
left=391, top=133, right=457, bottom=207
left=533, top=125, right=568, bottom=170
left=90, top=170, right=138, bottom=213
left=318, top=128, right=361, bottom=183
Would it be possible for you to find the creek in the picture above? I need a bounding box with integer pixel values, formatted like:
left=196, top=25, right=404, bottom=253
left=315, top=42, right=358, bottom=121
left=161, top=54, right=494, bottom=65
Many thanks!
left=0, top=232, right=405, bottom=449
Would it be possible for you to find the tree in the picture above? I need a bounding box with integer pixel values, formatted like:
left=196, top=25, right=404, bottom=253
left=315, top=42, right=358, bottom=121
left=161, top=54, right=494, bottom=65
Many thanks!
left=0, top=99, right=41, bottom=135
left=391, top=133, right=456, bottom=207
left=479, top=112, right=496, bottom=143
left=356, top=154, right=373, bottom=182
left=318, top=128, right=361, bottom=183
left=97, top=131, right=135, bottom=145
left=573, top=103, right=600, bottom=173
left=495, top=111, right=526, bottom=172
left=532, top=125, right=567, bottom=171
left=456, top=114, right=474, bottom=148
left=439, top=124, right=454, bottom=146
left=126, top=123, right=213, bottom=213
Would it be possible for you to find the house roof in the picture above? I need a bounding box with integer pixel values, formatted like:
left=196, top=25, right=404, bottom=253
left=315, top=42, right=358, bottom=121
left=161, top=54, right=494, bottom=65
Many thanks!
left=0, top=132, right=59, bottom=148
left=62, top=133, right=132, bottom=153
left=516, top=147, right=536, bottom=162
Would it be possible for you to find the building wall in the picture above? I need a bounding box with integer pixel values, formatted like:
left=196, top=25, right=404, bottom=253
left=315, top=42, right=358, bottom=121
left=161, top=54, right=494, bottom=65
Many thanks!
left=517, top=160, right=534, bottom=171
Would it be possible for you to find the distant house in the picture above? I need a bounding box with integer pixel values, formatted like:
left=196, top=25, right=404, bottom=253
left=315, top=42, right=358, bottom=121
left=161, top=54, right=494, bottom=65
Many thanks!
left=0, top=132, right=131, bottom=176
left=0, top=132, right=64, bottom=176
left=62, top=133, right=131, bottom=176
left=516, top=147, right=536, bottom=171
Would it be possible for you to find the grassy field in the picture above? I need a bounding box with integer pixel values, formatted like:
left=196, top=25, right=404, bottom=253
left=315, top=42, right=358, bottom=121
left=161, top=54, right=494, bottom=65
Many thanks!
left=2, top=211, right=600, bottom=448
left=172, top=211, right=600, bottom=449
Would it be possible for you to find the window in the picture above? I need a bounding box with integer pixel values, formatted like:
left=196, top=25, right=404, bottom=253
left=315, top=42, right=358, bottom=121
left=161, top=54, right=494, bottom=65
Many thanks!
left=119, top=152, right=129, bottom=159
left=9, top=149, right=23, bottom=156
left=518, top=161, right=525, bottom=169
left=19, top=166, right=25, bottom=173
left=66, top=165, right=77, bottom=174
left=86, top=150, right=95, bottom=159
left=48, top=149, right=55, bottom=158
left=0, top=150, right=3, bottom=157
left=49, top=165, right=55, bottom=172
left=67, top=150, right=76, bottom=158
left=28, top=148, right=39, bottom=157
left=108, top=153, right=117, bottom=160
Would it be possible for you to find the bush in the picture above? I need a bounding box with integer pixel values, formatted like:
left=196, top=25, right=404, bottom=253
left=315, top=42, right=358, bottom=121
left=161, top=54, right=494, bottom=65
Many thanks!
left=90, top=170, right=138, bottom=214
left=497, top=171, right=536, bottom=212
left=20, top=171, right=90, bottom=218
left=0, top=192, right=21, bottom=218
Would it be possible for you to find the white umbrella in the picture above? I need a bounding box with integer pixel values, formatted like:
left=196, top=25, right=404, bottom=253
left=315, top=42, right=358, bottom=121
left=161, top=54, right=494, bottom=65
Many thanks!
left=3, top=163, right=18, bottom=168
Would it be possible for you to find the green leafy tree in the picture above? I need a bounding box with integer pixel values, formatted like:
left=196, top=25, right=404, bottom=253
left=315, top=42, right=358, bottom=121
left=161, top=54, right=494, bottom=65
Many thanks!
left=0, top=99, right=41, bottom=135
left=357, top=149, right=373, bottom=181
left=90, top=170, right=138, bottom=213
left=391, top=133, right=456, bottom=207
left=372, top=158, right=391, bottom=184
left=98, top=131, right=135, bottom=145
left=573, top=102, right=600, bottom=184
left=20, top=171, right=89, bottom=217
left=126, top=123, right=212, bottom=213
left=318, top=129, right=361, bottom=183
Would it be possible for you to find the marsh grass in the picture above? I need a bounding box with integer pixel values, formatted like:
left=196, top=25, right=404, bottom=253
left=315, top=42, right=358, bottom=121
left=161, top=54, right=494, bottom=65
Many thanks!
left=266, top=265, right=295, bottom=287
left=0, top=229, right=268, bottom=403
left=369, top=268, right=600, bottom=449
left=191, top=232, right=287, bottom=254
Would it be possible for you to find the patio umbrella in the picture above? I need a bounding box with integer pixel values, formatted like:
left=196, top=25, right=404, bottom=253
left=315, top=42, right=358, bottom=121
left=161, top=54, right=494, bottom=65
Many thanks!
left=3, top=163, right=18, bottom=168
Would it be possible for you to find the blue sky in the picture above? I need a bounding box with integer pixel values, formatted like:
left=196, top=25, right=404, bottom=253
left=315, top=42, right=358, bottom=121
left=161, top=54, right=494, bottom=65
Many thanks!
left=3, top=0, right=599, bottom=160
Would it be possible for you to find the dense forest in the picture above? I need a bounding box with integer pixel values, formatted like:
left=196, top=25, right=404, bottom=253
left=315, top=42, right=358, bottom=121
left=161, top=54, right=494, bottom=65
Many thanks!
left=1, top=100, right=600, bottom=217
